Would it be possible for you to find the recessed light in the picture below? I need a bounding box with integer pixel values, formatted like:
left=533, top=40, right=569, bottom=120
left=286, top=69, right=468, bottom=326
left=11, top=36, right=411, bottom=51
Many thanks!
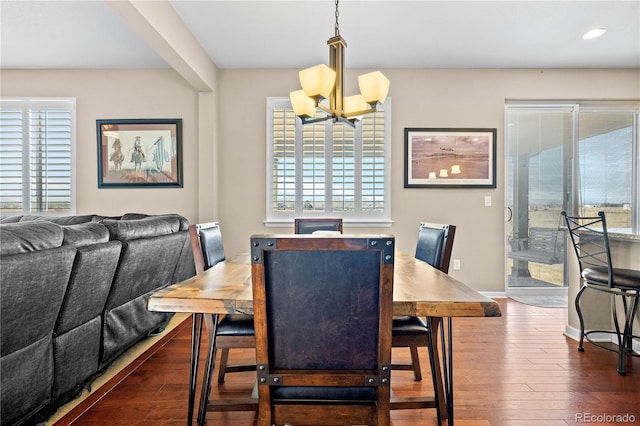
left=583, top=28, right=607, bottom=40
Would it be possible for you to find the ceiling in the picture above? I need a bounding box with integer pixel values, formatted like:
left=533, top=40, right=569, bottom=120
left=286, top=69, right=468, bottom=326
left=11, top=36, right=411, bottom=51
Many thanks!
left=1, top=0, right=639, bottom=71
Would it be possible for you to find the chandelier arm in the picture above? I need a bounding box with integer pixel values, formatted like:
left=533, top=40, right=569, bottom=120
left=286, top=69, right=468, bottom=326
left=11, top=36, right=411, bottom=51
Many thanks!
left=343, top=106, right=378, bottom=118
left=300, top=115, right=334, bottom=125
left=316, top=103, right=333, bottom=115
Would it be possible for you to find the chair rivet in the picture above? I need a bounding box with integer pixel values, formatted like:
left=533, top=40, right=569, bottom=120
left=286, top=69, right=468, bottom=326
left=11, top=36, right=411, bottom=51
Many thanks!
left=382, top=366, right=389, bottom=371
left=382, top=378, right=388, bottom=384
left=385, top=255, right=392, bottom=261
left=272, top=377, right=279, bottom=383
left=253, top=256, right=260, bottom=262
left=259, top=365, right=265, bottom=370
left=386, top=240, right=392, bottom=246
left=368, top=378, right=375, bottom=384
left=260, top=378, right=266, bottom=383
left=252, top=241, right=259, bottom=247
left=370, top=240, right=377, bottom=246
left=267, top=241, right=274, bottom=247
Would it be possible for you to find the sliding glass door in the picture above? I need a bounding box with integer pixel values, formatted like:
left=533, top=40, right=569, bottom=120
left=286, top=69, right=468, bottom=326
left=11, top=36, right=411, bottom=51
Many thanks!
left=505, top=106, right=573, bottom=297
left=505, top=102, right=639, bottom=302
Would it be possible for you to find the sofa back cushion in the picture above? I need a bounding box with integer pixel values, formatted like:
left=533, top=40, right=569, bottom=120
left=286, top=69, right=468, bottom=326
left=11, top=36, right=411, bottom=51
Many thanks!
left=0, top=222, right=76, bottom=424
left=55, top=223, right=122, bottom=334
left=0, top=221, right=64, bottom=256
left=102, top=215, right=182, bottom=241
left=19, top=214, right=98, bottom=225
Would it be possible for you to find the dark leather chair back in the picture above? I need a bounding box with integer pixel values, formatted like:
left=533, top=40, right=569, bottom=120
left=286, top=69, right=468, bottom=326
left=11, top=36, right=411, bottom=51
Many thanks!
left=294, top=218, right=343, bottom=234
left=414, top=222, right=456, bottom=273
left=189, top=222, right=225, bottom=273
left=250, top=234, right=394, bottom=426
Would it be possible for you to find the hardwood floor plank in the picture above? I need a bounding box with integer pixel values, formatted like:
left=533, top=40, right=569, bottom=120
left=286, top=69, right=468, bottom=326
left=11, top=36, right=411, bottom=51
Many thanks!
left=54, top=298, right=639, bottom=425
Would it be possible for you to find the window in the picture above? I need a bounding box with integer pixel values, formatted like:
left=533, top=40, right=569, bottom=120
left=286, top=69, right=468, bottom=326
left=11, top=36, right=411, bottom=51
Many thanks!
left=577, top=107, right=638, bottom=232
left=505, top=101, right=640, bottom=235
left=0, top=98, right=75, bottom=215
left=266, top=97, right=391, bottom=226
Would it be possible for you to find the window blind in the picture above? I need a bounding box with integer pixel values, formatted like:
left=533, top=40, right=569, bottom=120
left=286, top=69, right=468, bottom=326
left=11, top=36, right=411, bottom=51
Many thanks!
left=0, top=99, right=75, bottom=214
left=266, top=97, right=390, bottom=224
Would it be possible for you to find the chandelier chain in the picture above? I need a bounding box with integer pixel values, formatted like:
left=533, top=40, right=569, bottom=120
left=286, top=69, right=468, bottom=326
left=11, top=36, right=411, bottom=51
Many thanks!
left=334, top=0, right=340, bottom=36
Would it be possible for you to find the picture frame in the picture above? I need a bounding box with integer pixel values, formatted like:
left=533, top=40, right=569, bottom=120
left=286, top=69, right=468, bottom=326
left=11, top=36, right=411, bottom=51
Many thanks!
left=404, top=128, right=497, bottom=188
left=97, top=118, right=183, bottom=188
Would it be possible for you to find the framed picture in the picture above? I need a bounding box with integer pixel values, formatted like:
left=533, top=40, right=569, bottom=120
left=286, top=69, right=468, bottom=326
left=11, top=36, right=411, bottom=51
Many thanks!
left=404, top=128, right=497, bottom=188
left=97, top=119, right=183, bottom=188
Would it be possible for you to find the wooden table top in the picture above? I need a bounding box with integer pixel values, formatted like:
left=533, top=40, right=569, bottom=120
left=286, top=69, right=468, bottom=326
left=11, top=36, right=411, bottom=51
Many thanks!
left=148, top=251, right=501, bottom=318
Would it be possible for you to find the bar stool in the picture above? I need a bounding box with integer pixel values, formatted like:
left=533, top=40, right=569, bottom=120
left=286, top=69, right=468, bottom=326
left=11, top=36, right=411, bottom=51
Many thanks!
left=562, top=211, right=640, bottom=375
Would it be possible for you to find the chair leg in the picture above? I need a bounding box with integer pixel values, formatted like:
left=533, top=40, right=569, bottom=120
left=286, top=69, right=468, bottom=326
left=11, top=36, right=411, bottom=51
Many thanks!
left=217, top=348, right=230, bottom=383
left=624, top=295, right=639, bottom=355
left=408, top=345, right=422, bottom=381
left=611, top=295, right=626, bottom=375
left=575, top=285, right=588, bottom=352
left=617, top=292, right=640, bottom=375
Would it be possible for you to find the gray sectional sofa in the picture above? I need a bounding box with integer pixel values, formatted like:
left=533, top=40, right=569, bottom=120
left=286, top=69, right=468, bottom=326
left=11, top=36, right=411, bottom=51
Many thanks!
left=0, top=213, right=195, bottom=425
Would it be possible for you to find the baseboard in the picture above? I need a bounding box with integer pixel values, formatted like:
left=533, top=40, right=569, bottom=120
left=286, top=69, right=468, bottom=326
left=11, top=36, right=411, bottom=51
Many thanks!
left=564, top=324, right=640, bottom=353
left=480, top=291, right=508, bottom=299
left=49, top=313, right=191, bottom=425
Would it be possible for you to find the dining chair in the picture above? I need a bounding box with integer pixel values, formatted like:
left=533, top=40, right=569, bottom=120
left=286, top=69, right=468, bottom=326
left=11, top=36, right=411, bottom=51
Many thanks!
left=293, top=218, right=343, bottom=234
left=250, top=234, right=395, bottom=426
left=189, top=222, right=256, bottom=383
left=561, top=211, right=640, bottom=375
left=391, top=222, right=456, bottom=381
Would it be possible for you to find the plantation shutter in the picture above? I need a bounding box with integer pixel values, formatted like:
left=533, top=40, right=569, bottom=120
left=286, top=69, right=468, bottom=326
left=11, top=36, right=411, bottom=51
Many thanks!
left=266, top=97, right=390, bottom=224
left=0, top=99, right=75, bottom=214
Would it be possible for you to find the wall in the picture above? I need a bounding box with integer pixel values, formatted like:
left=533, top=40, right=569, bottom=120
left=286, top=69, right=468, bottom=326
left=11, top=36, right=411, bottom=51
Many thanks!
left=1, top=69, right=200, bottom=221
left=217, top=68, right=640, bottom=292
left=3, top=68, right=638, bottom=292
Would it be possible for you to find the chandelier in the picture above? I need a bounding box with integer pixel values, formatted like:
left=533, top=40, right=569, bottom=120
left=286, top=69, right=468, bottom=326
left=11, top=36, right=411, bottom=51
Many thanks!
left=289, top=0, right=390, bottom=128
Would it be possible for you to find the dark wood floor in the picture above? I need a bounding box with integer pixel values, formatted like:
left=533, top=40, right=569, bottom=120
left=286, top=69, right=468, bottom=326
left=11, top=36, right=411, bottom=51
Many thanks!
left=56, top=298, right=639, bottom=425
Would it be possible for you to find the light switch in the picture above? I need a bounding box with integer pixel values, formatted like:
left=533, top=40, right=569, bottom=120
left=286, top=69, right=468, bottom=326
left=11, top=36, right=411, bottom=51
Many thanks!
left=484, top=195, right=492, bottom=207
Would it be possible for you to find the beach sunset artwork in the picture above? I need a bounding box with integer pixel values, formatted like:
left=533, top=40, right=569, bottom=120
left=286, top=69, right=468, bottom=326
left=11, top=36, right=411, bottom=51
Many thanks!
left=404, top=128, right=496, bottom=188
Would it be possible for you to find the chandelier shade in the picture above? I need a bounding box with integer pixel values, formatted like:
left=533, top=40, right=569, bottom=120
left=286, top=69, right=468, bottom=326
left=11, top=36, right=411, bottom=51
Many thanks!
left=299, top=64, right=336, bottom=100
left=358, top=71, right=390, bottom=105
left=289, top=0, right=389, bottom=128
left=290, top=89, right=317, bottom=118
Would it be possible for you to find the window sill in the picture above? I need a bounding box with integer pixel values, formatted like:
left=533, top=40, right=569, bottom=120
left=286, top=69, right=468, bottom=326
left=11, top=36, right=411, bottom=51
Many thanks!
left=264, top=219, right=394, bottom=228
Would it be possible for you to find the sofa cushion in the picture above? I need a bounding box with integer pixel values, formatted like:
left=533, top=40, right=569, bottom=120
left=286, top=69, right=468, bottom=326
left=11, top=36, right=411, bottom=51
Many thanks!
left=121, top=212, right=189, bottom=231
left=55, top=241, right=122, bottom=334
left=103, top=215, right=182, bottom=241
left=101, top=291, right=172, bottom=368
left=0, top=222, right=63, bottom=256
left=62, top=222, right=110, bottom=247
left=0, top=215, right=22, bottom=223
left=19, top=214, right=98, bottom=225
left=0, top=337, right=54, bottom=425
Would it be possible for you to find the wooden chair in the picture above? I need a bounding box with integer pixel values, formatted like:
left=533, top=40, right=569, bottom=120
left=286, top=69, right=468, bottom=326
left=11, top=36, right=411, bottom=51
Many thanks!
left=189, top=223, right=256, bottom=384
left=294, top=218, right=343, bottom=234
left=391, top=222, right=456, bottom=381
left=561, top=211, right=640, bottom=375
left=250, top=234, right=395, bottom=426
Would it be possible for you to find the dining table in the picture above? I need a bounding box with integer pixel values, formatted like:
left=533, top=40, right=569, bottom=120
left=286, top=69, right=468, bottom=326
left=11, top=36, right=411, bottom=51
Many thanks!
left=148, top=248, right=501, bottom=426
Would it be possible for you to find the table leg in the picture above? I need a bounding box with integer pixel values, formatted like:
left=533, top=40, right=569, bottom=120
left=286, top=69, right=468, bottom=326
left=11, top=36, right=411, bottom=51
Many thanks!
left=197, top=314, right=219, bottom=426
left=441, top=317, right=454, bottom=426
left=427, top=317, right=447, bottom=424
left=188, top=313, right=204, bottom=425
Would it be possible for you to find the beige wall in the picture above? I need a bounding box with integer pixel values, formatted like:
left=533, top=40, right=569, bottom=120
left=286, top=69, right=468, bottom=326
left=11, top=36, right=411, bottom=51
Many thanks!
left=217, top=68, right=640, bottom=292
left=2, top=67, right=639, bottom=292
left=1, top=69, right=200, bottom=221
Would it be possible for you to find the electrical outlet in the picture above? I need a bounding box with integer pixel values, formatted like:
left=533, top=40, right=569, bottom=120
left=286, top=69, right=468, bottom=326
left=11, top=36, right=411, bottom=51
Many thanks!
left=453, top=259, right=461, bottom=270
left=484, top=195, right=492, bottom=207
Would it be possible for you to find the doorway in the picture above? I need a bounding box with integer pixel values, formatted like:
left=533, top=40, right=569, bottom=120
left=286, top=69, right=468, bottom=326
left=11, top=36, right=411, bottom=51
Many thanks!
left=505, top=106, right=573, bottom=306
